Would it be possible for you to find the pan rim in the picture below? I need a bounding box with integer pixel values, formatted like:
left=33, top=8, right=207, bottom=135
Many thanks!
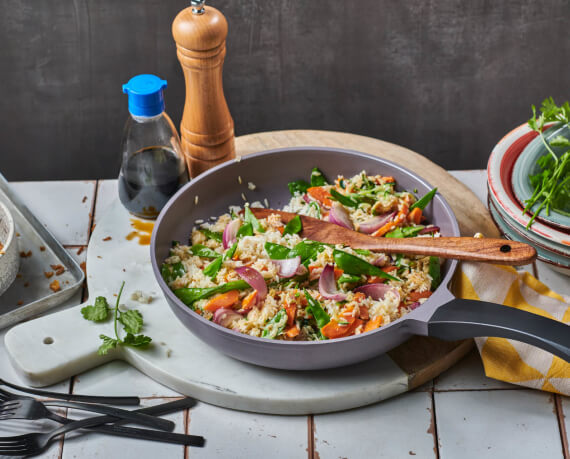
left=151, top=146, right=460, bottom=347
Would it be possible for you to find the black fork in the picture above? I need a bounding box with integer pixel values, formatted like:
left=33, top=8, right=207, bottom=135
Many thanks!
left=0, top=399, right=175, bottom=431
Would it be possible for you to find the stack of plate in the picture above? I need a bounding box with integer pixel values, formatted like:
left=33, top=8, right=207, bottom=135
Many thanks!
left=487, top=123, right=570, bottom=276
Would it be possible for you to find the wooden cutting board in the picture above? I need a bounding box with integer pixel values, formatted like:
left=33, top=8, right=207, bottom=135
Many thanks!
left=4, top=131, right=493, bottom=414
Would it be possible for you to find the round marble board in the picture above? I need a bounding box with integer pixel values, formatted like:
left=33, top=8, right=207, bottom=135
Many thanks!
left=5, top=131, right=490, bottom=415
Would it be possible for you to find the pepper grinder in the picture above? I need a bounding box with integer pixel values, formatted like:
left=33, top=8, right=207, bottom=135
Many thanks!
left=172, top=0, right=236, bottom=177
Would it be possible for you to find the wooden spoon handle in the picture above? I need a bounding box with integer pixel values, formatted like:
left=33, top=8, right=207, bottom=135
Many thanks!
left=353, top=237, right=536, bottom=265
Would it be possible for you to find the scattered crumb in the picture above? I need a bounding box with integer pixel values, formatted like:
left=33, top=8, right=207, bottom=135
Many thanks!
left=113, top=293, right=117, bottom=297
left=122, top=268, right=126, bottom=272
left=82, top=196, right=87, bottom=203
left=49, top=279, right=61, bottom=292
left=20, top=250, right=32, bottom=258
left=17, top=300, right=23, bottom=306
left=210, top=216, right=217, bottom=220
left=241, top=193, right=247, bottom=201
left=16, top=274, right=22, bottom=279
left=160, top=342, right=166, bottom=346
left=474, top=232, right=484, bottom=239
left=235, top=156, right=241, bottom=162
left=238, top=175, right=243, bottom=184
left=264, top=198, right=269, bottom=208
left=23, top=282, right=29, bottom=288
left=39, top=246, right=46, bottom=252
left=15, top=232, right=20, bottom=237
left=76, top=246, right=84, bottom=255
left=194, top=195, right=199, bottom=205
left=44, top=271, right=54, bottom=278
left=102, top=236, right=112, bottom=241
left=97, top=255, right=102, bottom=259
left=80, top=261, right=86, bottom=273
left=131, top=290, right=153, bottom=304
left=50, top=264, right=65, bottom=275
left=166, top=349, right=173, bottom=358
left=195, top=219, right=204, bottom=225
left=247, top=181, right=256, bottom=190
left=409, top=452, right=416, bottom=456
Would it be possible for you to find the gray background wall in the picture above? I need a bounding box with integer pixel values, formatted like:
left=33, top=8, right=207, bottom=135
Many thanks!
left=1, top=0, right=568, bottom=180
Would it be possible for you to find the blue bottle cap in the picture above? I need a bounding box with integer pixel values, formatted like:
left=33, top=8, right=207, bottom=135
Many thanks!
left=122, top=74, right=167, bottom=117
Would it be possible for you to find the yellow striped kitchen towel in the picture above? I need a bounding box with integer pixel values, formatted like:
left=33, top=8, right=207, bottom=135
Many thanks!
left=453, top=262, right=569, bottom=395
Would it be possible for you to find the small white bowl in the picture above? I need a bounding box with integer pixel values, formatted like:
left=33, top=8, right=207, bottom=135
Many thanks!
left=0, top=201, right=19, bottom=296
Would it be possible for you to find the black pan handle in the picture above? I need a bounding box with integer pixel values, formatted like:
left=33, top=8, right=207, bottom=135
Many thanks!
left=428, top=298, right=570, bottom=362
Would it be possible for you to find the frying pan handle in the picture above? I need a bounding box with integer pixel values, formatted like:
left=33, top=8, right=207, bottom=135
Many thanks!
left=427, top=298, right=570, bottom=362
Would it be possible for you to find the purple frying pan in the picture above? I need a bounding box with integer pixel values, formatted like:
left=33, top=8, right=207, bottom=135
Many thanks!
left=151, top=148, right=570, bottom=370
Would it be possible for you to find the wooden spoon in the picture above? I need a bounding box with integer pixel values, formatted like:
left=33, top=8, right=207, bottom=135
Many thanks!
left=250, top=208, right=536, bottom=266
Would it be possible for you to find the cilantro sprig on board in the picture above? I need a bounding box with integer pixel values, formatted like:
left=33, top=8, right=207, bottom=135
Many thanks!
left=81, top=282, right=152, bottom=355
left=524, top=98, right=570, bottom=228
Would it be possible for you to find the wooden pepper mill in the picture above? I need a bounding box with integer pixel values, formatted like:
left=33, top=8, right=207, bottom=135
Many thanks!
left=172, top=0, right=235, bottom=177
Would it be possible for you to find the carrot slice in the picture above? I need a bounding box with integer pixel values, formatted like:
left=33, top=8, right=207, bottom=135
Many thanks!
left=203, top=290, right=240, bottom=312
left=367, top=276, right=385, bottom=284
left=307, top=186, right=333, bottom=207
left=408, top=207, right=422, bottom=225
left=285, top=303, right=297, bottom=327
left=333, top=267, right=344, bottom=280
left=240, top=290, right=258, bottom=312
left=277, top=226, right=285, bottom=235
left=372, top=221, right=396, bottom=237
left=285, top=324, right=300, bottom=338
left=408, top=291, right=432, bottom=302
left=382, top=266, right=398, bottom=273
left=364, top=316, right=383, bottom=332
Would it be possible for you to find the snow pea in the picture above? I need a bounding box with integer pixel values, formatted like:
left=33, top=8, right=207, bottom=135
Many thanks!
left=333, top=249, right=399, bottom=282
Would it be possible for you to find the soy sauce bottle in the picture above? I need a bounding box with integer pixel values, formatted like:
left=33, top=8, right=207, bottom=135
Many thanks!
left=118, top=74, right=188, bottom=219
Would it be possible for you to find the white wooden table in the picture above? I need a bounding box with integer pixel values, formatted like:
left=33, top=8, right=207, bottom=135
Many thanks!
left=0, top=171, right=568, bottom=459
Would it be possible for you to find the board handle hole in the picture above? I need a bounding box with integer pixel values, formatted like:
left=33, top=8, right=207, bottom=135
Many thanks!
left=500, top=244, right=511, bottom=253
left=43, top=337, right=54, bottom=345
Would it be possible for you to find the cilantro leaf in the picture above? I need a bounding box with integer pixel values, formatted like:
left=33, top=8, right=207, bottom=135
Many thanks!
left=119, top=309, right=143, bottom=334
left=81, top=297, right=110, bottom=322
left=98, top=335, right=119, bottom=355
left=122, top=333, right=152, bottom=348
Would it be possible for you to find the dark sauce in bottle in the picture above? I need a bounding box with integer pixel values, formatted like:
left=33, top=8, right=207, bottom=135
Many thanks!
left=118, top=146, right=188, bottom=219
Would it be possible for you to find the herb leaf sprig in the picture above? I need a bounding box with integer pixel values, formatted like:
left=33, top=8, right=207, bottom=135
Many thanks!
left=524, top=98, right=570, bottom=227
left=81, top=282, right=152, bottom=355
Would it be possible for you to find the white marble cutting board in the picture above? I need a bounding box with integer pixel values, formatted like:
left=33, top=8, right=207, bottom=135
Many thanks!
left=5, top=199, right=410, bottom=415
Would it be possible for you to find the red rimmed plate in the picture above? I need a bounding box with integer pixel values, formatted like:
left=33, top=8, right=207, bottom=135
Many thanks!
left=487, top=123, right=570, bottom=248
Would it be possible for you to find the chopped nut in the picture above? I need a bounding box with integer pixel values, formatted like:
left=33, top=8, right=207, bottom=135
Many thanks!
left=39, top=246, right=46, bottom=252
left=19, top=250, right=32, bottom=258
left=76, top=246, right=84, bottom=255
left=82, top=196, right=87, bottom=203
left=44, top=271, right=54, bottom=278
left=49, top=279, right=61, bottom=292
left=102, top=236, right=112, bottom=241
left=50, top=264, right=65, bottom=275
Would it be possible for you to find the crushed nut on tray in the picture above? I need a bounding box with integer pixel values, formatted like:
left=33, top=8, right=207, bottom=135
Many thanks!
left=44, top=271, right=54, bottom=278
left=102, top=236, right=112, bottom=241
left=19, top=250, right=32, bottom=258
left=50, top=264, right=65, bottom=275
left=49, top=279, right=61, bottom=292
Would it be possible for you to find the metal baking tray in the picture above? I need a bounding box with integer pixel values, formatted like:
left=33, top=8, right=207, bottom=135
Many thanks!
left=0, top=172, right=84, bottom=329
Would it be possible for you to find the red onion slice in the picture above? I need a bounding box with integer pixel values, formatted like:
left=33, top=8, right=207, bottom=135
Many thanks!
left=355, top=283, right=400, bottom=303
left=213, top=308, right=243, bottom=327
left=328, top=202, right=354, bottom=230
left=302, top=194, right=311, bottom=204
left=296, top=264, right=308, bottom=276
left=319, top=264, right=347, bottom=301
left=271, top=256, right=301, bottom=278
left=408, top=302, right=421, bottom=310
left=358, top=212, right=395, bottom=234
left=223, top=219, right=241, bottom=249
left=234, top=266, right=267, bottom=303
left=371, top=253, right=388, bottom=267
left=418, top=226, right=440, bottom=235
